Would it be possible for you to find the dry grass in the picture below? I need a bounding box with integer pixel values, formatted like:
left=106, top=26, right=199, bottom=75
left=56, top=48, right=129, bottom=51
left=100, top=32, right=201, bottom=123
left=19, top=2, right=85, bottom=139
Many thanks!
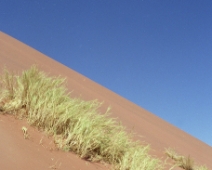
left=165, top=148, right=208, bottom=170
left=0, top=66, right=163, bottom=170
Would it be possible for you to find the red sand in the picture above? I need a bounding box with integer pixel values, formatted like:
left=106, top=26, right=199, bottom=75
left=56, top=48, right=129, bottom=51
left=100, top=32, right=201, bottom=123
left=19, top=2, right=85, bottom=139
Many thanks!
left=0, top=31, right=211, bottom=169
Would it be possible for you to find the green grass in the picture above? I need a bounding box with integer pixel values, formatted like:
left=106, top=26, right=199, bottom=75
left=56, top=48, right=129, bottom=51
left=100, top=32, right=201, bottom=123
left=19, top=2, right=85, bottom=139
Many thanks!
left=165, top=148, right=208, bottom=170
left=0, top=66, right=163, bottom=170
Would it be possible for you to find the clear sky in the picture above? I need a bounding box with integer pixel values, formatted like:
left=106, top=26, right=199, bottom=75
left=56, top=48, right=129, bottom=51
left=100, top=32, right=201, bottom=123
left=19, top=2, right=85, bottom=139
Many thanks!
left=1, top=1, right=212, bottom=146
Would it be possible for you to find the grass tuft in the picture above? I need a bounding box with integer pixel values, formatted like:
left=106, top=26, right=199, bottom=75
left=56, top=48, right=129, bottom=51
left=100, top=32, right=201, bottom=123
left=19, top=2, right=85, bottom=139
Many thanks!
left=0, top=66, right=163, bottom=170
left=165, top=148, right=208, bottom=170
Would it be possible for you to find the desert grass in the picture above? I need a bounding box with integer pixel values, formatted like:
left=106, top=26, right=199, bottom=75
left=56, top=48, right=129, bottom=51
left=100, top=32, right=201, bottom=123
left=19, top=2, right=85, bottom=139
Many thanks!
left=165, top=148, right=208, bottom=170
left=0, top=66, right=163, bottom=170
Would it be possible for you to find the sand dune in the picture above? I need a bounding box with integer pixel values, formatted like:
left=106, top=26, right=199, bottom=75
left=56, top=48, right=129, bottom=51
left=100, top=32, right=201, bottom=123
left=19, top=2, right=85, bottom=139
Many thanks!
left=0, top=31, right=211, bottom=169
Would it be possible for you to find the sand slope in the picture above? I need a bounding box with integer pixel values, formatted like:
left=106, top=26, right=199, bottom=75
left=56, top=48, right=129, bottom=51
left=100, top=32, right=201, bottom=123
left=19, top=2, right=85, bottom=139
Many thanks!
left=0, top=31, right=211, bottom=169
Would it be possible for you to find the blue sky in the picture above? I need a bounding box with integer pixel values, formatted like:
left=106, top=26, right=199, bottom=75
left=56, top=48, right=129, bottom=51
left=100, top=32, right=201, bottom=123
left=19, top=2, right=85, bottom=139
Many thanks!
left=1, top=1, right=212, bottom=146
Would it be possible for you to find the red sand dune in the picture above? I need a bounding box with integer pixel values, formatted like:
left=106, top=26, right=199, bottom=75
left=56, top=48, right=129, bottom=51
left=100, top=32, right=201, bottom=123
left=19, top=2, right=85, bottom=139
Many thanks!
left=0, top=31, right=211, bottom=169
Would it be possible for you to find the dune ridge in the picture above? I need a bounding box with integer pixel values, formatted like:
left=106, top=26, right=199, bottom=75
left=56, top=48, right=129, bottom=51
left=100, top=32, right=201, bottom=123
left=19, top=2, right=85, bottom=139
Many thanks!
left=0, top=31, right=211, bottom=169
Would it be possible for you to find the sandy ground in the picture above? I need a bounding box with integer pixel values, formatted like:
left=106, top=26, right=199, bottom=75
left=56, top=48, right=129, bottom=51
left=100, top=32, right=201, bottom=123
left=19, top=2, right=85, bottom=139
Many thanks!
left=0, top=31, right=211, bottom=169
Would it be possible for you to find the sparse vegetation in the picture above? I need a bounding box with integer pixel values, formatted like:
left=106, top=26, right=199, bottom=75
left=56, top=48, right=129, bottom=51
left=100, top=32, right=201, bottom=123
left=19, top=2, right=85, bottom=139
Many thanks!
left=0, top=66, right=209, bottom=170
left=165, top=148, right=208, bottom=170
left=0, top=66, right=163, bottom=170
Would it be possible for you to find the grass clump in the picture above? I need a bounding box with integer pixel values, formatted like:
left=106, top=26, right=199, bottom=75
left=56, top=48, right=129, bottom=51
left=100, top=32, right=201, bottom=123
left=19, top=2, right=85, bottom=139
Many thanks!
left=0, top=66, right=163, bottom=170
left=165, top=148, right=208, bottom=170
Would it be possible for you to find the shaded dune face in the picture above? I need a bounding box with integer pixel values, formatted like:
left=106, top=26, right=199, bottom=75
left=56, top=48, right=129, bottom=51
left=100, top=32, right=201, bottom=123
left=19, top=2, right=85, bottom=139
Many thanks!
left=0, top=31, right=211, bottom=169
